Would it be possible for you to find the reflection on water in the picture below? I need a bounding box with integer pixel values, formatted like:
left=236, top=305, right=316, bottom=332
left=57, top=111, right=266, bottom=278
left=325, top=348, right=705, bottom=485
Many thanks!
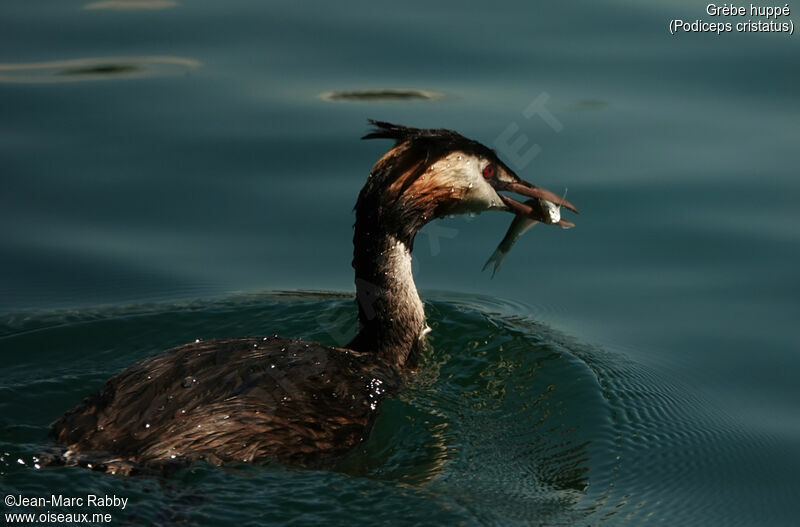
left=319, top=89, right=445, bottom=102
left=83, top=0, right=178, bottom=10
left=58, top=64, right=138, bottom=77
left=0, top=56, right=199, bottom=83
left=0, top=293, right=787, bottom=525
left=0, top=293, right=597, bottom=524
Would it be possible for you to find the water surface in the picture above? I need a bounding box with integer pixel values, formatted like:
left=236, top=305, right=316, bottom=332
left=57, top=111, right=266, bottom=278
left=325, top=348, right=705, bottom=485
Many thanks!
left=1, top=1, right=798, bottom=525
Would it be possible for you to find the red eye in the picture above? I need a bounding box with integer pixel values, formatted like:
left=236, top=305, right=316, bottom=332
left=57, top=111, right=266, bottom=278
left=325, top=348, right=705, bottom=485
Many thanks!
left=482, top=164, right=496, bottom=179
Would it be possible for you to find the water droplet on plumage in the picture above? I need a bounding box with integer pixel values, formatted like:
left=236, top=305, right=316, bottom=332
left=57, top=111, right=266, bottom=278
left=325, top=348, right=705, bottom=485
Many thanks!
left=182, top=377, right=197, bottom=388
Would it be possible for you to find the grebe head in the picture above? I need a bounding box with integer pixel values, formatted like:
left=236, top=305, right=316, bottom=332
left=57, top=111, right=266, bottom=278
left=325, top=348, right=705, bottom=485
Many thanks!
left=358, top=121, right=578, bottom=244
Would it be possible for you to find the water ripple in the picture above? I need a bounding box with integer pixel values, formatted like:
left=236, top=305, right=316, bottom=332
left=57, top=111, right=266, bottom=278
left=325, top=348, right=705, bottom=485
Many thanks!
left=0, top=56, right=200, bottom=83
left=0, top=292, right=786, bottom=526
left=318, top=89, right=445, bottom=102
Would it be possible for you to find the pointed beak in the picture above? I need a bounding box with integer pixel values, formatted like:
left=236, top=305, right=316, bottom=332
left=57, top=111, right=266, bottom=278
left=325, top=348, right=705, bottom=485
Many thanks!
left=501, top=181, right=578, bottom=214
left=492, top=177, right=578, bottom=224
left=500, top=197, right=576, bottom=227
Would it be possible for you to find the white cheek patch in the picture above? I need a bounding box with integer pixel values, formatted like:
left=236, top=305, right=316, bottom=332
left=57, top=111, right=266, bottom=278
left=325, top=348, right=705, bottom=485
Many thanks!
left=427, top=152, right=503, bottom=213
left=464, top=178, right=503, bottom=210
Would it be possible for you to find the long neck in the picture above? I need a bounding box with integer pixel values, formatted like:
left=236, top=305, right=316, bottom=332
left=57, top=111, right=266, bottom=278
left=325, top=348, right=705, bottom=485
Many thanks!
left=347, top=225, right=427, bottom=371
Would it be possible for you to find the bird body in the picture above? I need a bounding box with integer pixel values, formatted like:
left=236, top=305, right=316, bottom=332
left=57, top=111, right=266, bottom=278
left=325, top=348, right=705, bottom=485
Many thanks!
left=48, top=121, right=577, bottom=474
left=51, top=337, right=397, bottom=474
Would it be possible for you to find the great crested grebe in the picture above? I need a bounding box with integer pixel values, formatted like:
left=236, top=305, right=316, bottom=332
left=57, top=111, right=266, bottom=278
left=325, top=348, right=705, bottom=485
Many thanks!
left=48, top=121, right=577, bottom=475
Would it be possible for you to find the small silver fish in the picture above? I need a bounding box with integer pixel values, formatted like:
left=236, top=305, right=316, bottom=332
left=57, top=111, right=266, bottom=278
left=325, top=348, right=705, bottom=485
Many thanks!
left=483, top=194, right=574, bottom=277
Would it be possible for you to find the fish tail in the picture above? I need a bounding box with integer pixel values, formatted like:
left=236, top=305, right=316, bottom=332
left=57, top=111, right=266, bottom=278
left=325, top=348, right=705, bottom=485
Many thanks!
left=482, top=248, right=508, bottom=278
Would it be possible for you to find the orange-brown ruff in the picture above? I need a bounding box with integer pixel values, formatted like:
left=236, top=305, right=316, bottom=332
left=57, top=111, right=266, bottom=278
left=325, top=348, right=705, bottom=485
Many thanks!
left=47, top=121, right=577, bottom=475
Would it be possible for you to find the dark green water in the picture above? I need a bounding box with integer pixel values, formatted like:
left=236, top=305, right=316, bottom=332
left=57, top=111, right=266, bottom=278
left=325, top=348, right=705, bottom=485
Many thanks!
left=1, top=293, right=785, bottom=525
left=1, top=1, right=799, bottom=526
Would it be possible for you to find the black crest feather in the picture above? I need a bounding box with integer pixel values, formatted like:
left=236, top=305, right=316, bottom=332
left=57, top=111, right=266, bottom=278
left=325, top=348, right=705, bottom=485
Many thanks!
left=362, top=120, right=515, bottom=183
left=361, top=120, right=422, bottom=142
left=362, top=120, right=499, bottom=162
